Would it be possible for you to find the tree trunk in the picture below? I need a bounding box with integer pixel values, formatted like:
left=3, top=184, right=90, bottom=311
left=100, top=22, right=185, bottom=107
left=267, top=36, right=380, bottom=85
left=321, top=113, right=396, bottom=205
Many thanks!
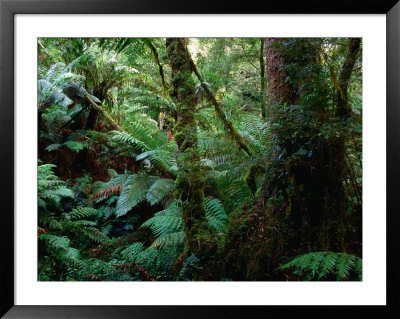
left=264, top=38, right=360, bottom=253
left=259, top=38, right=267, bottom=119
left=166, top=38, right=217, bottom=280
left=336, top=38, right=361, bottom=118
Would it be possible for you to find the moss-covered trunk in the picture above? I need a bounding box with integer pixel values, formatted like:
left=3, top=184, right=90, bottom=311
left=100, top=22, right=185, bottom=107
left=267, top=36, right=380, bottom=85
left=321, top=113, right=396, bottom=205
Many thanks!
left=166, top=38, right=217, bottom=280
left=264, top=38, right=361, bottom=253
left=259, top=38, right=267, bottom=119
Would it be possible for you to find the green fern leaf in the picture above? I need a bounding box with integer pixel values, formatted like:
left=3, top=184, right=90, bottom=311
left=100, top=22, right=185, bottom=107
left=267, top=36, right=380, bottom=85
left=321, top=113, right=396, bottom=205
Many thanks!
left=116, top=173, right=157, bottom=217
left=45, top=143, right=62, bottom=152
left=121, top=242, right=145, bottom=260
left=68, top=207, right=98, bottom=221
left=280, top=252, right=361, bottom=281
left=141, top=200, right=183, bottom=237
left=204, top=196, right=228, bottom=231
left=150, top=231, right=185, bottom=249
left=146, top=178, right=174, bottom=205
left=318, top=252, right=338, bottom=279
left=335, top=253, right=356, bottom=281
left=80, top=227, right=109, bottom=243
left=64, top=140, right=86, bottom=152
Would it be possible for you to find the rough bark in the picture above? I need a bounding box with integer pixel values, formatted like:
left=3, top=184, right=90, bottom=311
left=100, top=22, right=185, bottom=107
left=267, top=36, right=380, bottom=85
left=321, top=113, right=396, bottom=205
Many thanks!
left=166, top=38, right=217, bottom=280
left=263, top=38, right=360, bottom=253
left=264, top=39, right=299, bottom=109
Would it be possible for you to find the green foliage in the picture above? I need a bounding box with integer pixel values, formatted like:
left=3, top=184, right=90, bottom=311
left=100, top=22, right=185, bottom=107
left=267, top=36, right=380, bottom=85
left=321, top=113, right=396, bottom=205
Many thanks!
left=38, top=164, right=74, bottom=201
left=40, top=234, right=83, bottom=268
left=141, top=197, right=227, bottom=249
left=63, top=140, right=86, bottom=152
left=204, top=197, right=227, bottom=232
left=37, top=37, right=362, bottom=282
left=116, top=173, right=158, bottom=217
left=38, top=163, right=108, bottom=280
left=67, top=207, right=98, bottom=221
left=146, top=178, right=175, bottom=205
left=279, top=252, right=362, bottom=281
left=141, top=200, right=184, bottom=247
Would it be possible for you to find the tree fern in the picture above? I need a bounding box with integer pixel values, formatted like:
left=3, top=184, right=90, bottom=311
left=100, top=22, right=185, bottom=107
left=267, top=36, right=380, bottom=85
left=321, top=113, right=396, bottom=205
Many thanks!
left=279, top=252, right=362, bottom=281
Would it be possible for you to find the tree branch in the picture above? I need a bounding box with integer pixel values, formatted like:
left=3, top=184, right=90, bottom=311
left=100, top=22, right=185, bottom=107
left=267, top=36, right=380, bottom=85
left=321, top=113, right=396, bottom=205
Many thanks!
left=187, top=50, right=252, bottom=156
left=85, top=95, right=124, bottom=132
left=144, top=39, right=169, bottom=95
left=38, top=40, right=54, bottom=61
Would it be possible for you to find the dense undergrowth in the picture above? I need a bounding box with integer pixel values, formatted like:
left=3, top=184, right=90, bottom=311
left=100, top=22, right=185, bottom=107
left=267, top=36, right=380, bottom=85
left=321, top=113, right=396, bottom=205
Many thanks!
left=37, top=37, right=362, bottom=281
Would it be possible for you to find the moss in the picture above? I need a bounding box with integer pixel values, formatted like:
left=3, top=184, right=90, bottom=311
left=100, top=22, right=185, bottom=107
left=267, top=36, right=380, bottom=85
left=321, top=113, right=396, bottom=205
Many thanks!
left=83, top=229, right=152, bottom=262
left=220, top=200, right=284, bottom=280
left=244, top=164, right=266, bottom=196
left=167, top=38, right=217, bottom=280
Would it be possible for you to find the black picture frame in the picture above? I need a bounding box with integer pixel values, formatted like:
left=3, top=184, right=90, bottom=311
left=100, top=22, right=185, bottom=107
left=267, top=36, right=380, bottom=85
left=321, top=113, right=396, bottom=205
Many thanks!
left=1, top=0, right=399, bottom=318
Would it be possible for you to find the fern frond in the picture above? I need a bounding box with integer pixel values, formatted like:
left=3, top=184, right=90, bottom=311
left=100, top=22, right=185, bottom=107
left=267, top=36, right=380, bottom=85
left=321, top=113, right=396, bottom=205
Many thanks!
left=45, top=143, right=62, bottom=152
left=69, top=220, right=97, bottom=227
left=79, top=227, right=109, bottom=243
left=68, top=207, right=98, bottom=221
left=116, top=173, right=157, bottom=217
left=144, top=214, right=183, bottom=238
left=136, top=149, right=176, bottom=171
left=111, top=130, right=149, bottom=153
left=204, top=196, right=228, bottom=231
left=48, top=217, right=63, bottom=231
left=335, top=253, right=356, bottom=281
left=45, top=234, right=71, bottom=250
left=150, top=231, right=185, bottom=249
left=146, top=178, right=175, bottom=205
left=89, top=185, right=122, bottom=202
left=63, top=140, right=86, bottom=152
left=53, top=186, right=74, bottom=198
left=121, top=242, right=145, bottom=260
left=280, top=252, right=361, bottom=281
left=101, top=224, right=113, bottom=236
left=141, top=200, right=183, bottom=237
left=318, top=252, right=338, bottom=279
left=39, top=211, right=63, bottom=231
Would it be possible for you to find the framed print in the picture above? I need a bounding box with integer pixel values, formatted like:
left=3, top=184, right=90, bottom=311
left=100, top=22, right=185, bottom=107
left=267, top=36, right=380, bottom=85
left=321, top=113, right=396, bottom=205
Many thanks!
left=1, top=0, right=399, bottom=318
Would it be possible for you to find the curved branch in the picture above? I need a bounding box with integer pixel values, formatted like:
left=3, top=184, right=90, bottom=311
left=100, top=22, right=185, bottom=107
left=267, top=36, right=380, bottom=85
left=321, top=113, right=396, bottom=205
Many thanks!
left=186, top=46, right=252, bottom=156
left=144, top=39, right=169, bottom=95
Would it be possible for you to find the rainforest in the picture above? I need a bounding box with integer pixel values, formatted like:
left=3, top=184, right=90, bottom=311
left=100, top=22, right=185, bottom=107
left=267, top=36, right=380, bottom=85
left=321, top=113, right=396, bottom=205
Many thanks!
left=37, top=38, right=362, bottom=281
